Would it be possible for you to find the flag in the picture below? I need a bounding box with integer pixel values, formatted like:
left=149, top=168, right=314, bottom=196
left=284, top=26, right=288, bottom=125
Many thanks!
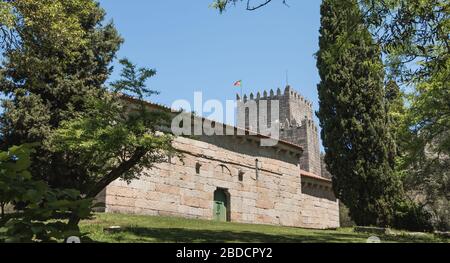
left=233, top=80, right=242, bottom=87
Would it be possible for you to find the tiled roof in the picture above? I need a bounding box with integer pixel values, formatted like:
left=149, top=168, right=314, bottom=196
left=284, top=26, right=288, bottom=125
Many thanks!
left=300, top=169, right=332, bottom=183
left=120, top=94, right=304, bottom=152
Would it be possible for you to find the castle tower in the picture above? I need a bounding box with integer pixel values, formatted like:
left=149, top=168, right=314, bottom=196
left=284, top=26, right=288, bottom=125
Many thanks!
left=237, top=86, right=322, bottom=175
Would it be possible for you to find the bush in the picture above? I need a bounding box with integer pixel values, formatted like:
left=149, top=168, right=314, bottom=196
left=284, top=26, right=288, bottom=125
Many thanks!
left=1, top=190, right=92, bottom=243
left=0, top=144, right=92, bottom=242
left=392, top=201, right=434, bottom=232
left=339, top=204, right=355, bottom=227
left=425, top=198, right=449, bottom=231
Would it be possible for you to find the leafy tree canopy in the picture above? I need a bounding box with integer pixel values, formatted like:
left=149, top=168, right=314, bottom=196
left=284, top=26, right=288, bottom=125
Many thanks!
left=0, top=0, right=176, bottom=230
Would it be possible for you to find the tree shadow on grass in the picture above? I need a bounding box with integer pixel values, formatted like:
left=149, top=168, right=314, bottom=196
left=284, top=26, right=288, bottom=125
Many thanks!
left=97, top=227, right=445, bottom=243
left=105, top=227, right=370, bottom=243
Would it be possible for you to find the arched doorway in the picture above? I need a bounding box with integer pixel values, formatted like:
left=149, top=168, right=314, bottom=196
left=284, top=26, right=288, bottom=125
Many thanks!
left=213, top=188, right=230, bottom=222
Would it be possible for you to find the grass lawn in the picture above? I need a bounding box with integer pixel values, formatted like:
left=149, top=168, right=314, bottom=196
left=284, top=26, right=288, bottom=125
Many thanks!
left=80, top=213, right=448, bottom=243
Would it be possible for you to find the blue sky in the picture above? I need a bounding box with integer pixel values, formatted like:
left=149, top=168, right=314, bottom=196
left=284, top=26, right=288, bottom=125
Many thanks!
left=99, top=0, right=323, bottom=125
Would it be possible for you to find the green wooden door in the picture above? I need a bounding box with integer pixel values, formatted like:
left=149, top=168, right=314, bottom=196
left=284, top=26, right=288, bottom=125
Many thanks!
left=213, top=189, right=227, bottom=222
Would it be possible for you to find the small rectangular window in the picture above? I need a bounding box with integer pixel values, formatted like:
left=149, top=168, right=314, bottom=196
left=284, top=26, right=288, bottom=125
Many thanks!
left=195, top=162, right=201, bottom=175
left=238, top=171, right=244, bottom=182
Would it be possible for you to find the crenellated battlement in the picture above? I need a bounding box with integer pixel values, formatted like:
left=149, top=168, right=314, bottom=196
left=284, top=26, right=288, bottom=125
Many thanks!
left=237, top=85, right=315, bottom=129
left=237, top=86, right=313, bottom=110
left=283, top=86, right=313, bottom=109
left=304, top=119, right=319, bottom=133
left=279, top=117, right=318, bottom=132
left=237, top=85, right=321, bottom=175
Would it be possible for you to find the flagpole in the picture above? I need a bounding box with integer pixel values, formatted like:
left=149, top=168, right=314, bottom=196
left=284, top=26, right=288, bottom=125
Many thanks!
left=241, top=84, right=243, bottom=99
left=234, top=80, right=243, bottom=99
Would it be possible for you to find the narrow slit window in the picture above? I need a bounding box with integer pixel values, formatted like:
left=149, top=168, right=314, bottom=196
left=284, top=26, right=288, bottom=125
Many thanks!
left=238, top=171, right=244, bottom=182
left=195, top=162, right=201, bottom=175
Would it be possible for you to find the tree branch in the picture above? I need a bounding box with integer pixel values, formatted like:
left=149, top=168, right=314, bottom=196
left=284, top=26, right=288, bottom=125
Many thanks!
left=86, top=147, right=148, bottom=199
left=246, top=0, right=273, bottom=11
left=246, top=0, right=291, bottom=11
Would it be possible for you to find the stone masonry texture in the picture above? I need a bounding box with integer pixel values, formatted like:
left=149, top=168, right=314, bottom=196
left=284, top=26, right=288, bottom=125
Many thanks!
left=103, top=134, right=339, bottom=229
left=100, top=90, right=339, bottom=229
left=238, top=86, right=322, bottom=175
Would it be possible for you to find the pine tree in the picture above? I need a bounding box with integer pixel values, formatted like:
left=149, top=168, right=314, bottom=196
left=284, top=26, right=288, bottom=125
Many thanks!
left=316, top=0, right=404, bottom=226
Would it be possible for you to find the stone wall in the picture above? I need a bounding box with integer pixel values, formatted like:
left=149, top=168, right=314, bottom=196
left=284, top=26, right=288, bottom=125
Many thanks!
left=301, top=175, right=339, bottom=229
left=280, top=120, right=321, bottom=175
left=104, top=134, right=340, bottom=229
left=284, top=86, right=314, bottom=123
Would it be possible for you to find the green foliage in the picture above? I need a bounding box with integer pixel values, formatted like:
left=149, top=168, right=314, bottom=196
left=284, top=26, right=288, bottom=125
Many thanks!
left=0, top=1, right=16, bottom=49
left=0, top=0, right=99, bottom=50
left=392, top=200, right=433, bottom=232
left=0, top=0, right=124, bottom=202
left=316, top=0, right=405, bottom=227
left=111, top=58, right=159, bottom=100
left=360, top=0, right=449, bottom=83
left=385, top=80, right=406, bottom=156
left=0, top=2, right=14, bottom=28
left=44, top=60, right=175, bottom=199
left=47, top=91, right=175, bottom=196
left=0, top=0, right=123, bottom=150
left=360, top=0, right=449, bottom=230
left=339, top=204, right=356, bottom=228
left=0, top=0, right=175, bottom=229
left=0, top=144, right=36, bottom=218
left=0, top=188, right=92, bottom=243
left=210, top=0, right=231, bottom=12
left=396, top=64, right=450, bottom=230
left=0, top=144, right=92, bottom=243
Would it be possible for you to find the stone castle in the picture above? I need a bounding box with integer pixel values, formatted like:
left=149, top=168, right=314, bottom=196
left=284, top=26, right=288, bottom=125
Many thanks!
left=97, top=86, right=340, bottom=229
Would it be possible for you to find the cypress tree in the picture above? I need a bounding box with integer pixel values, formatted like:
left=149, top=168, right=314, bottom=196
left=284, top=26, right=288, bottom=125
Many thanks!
left=316, top=0, right=403, bottom=226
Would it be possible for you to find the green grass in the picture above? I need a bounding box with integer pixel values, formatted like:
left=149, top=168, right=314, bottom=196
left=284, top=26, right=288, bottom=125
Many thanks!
left=80, top=213, right=447, bottom=243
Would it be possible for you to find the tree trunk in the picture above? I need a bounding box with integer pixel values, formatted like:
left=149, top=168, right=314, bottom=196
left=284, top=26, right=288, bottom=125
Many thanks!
left=67, top=148, right=148, bottom=228
left=87, top=148, right=147, bottom=199
left=1, top=202, right=5, bottom=220
left=68, top=213, right=82, bottom=229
